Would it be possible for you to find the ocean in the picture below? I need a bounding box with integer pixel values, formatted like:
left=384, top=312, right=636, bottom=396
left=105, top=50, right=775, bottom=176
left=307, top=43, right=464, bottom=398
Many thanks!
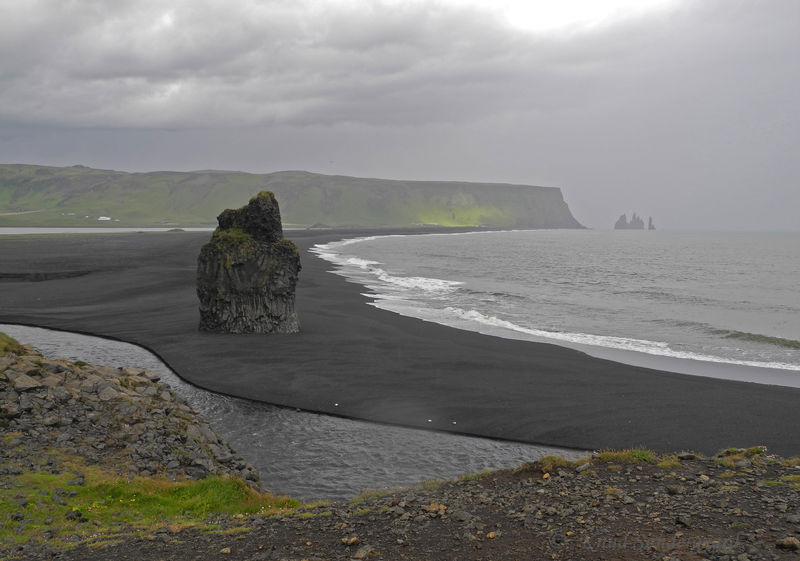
left=312, top=229, right=800, bottom=380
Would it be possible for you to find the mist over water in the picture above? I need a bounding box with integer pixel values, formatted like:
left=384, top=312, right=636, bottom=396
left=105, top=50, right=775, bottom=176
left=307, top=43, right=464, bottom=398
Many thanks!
left=313, top=230, right=800, bottom=376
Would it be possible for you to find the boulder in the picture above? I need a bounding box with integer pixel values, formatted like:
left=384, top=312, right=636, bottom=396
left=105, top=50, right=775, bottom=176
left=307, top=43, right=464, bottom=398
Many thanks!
left=12, top=373, right=44, bottom=392
left=196, top=191, right=301, bottom=334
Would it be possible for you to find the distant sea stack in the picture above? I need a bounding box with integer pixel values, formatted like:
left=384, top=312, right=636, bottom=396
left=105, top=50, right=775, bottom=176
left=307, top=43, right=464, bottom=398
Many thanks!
left=196, top=192, right=301, bottom=334
left=614, top=213, right=655, bottom=230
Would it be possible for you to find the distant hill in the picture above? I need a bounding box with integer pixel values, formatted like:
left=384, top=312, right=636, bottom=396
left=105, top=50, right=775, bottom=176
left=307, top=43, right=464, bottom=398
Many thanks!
left=0, top=164, right=583, bottom=229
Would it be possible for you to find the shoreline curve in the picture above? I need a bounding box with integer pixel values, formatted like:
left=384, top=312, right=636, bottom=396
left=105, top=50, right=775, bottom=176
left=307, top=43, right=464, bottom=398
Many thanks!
left=1, top=228, right=799, bottom=456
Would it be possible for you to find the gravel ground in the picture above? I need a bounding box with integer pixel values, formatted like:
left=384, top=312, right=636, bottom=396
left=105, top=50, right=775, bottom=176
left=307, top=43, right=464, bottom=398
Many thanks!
left=7, top=450, right=800, bottom=561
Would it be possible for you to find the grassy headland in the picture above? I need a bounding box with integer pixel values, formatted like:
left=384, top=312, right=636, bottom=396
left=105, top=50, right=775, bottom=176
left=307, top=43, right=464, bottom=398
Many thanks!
left=0, top=164, right=583, bottom=228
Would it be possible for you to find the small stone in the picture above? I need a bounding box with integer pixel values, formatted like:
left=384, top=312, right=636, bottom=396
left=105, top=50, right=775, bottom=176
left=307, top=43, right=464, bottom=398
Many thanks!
left=41, top=375, right=63, bottom=388
left=2, top=404, right=20, bottom=418
left=576, top=463, right=591, bottom=473
left=140, top=386, right=158, bottom=397
left=776, top=537, right=800, bottom=551
left=219, top=547, right=231, bottom=554
left=12, top=374, right=43, bottom=392
left=351, top=545, right=373, bottom=559
left=97, top=386, right=120, bottom=401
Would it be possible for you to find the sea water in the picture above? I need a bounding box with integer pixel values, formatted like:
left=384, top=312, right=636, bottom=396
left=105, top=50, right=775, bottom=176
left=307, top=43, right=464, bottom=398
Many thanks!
left=312, top=230, right=800, bottom=380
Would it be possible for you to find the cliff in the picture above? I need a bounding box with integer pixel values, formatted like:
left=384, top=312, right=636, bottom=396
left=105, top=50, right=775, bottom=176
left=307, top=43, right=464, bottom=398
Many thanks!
left=196, top=192, right=301, bottom=334
left=0, top=164, right=584, bottom=229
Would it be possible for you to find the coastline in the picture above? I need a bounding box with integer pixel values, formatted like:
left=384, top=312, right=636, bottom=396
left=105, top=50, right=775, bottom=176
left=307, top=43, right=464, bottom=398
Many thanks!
left=1, top=228, right=800, bottom=455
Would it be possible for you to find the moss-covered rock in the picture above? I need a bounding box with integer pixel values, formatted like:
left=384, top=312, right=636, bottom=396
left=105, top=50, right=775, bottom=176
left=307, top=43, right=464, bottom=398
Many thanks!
left=196, top=193, right=301, bottom=334
left=0, top=332, right=24, bottom=356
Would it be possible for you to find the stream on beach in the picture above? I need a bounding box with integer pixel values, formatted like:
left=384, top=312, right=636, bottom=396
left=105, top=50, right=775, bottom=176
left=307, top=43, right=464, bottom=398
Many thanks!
left=1, top=324, right=583, bottom=501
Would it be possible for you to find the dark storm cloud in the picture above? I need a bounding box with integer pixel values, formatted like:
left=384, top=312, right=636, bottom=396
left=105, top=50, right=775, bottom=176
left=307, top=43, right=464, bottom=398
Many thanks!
left=1, top=0, right=799, bottom=230
left=0, top=0, right=622, bottom=127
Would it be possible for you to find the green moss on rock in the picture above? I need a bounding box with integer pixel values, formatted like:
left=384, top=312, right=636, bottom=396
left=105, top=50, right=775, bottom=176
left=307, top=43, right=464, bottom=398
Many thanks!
left=0, top=332, right=24, bottom=356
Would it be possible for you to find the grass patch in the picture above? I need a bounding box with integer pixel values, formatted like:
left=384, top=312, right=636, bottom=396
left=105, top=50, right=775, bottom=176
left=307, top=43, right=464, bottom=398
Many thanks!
left=514, top=455, right=590, bottom=475
left=459, top=469, right=493, bottom=482
left=293, top=511, right=331, bottom=520
left=719, top=471, right=736, bottom=479
left=0, top=459, right=298, bottom=550
left=714, top=447, right=766, bottom=468
left=719, top=485, right=740, bottom=492
left=350, top=489, right=391, bottom=506
left=782, top=457, right=800, bottom=467
left=0, top=332, right=24, bottom=356
left=208, top=227, right=253, bottom=249
left=594, top=448, right=657, bottom=464
left=780, top=475, right=800, bottom=482
left=656, top=456, right=681, bottom=469
left=418, top=479, right=444, bottom=491
left=538, top=455, right=576, bottom=473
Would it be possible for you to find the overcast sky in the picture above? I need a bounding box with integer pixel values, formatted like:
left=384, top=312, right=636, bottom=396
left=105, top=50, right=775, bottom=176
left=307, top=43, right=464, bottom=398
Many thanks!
left=1, top=0, right=798, bottom=230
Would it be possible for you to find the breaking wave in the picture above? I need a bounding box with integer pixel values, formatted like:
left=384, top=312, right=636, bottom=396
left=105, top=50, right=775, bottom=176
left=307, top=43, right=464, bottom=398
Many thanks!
left=443, top=308, right=800, bottom=372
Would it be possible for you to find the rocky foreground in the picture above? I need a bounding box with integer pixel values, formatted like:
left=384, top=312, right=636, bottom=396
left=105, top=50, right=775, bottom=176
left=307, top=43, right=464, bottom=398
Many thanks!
left=0, top=341, right=260, bottom=486
left=2, top=339, right=800, bottom=561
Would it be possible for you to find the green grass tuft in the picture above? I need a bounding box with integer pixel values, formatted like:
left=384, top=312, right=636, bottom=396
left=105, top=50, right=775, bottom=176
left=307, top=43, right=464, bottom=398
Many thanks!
left=459, top=469, right=493, bottom=482
left=0, top=459, right=298, bottom=549
left=656, top=456, right=681, bottom=469
left=0, top=332, right=24, bottom=356
left=594, top=448, right=657, bottom=464
left=350, top=488, right=391, bottom=506
left=714, top=446, right=767, bottom=467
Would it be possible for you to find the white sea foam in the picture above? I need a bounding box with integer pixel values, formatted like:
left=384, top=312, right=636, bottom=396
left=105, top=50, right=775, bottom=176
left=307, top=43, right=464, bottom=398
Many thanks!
left=312, top=232, right=800, bottom=374
left=312, top=239, right=462, bottom=294
left=441, top=307, right=800, bottom=372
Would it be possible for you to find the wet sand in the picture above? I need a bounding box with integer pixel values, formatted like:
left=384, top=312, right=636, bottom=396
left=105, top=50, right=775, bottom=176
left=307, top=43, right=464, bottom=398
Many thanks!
left=1, top=229, right=799, bottom=455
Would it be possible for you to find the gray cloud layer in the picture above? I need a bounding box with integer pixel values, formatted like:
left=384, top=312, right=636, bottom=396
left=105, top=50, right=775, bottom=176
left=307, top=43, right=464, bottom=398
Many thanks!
left=1, top=0, right=798, bottom=230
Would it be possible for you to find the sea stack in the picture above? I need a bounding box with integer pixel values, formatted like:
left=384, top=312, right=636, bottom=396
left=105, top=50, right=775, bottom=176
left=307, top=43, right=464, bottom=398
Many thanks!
left=196, top=191, right=301, bottom=334
left=614, top=213, right=646, bottom=230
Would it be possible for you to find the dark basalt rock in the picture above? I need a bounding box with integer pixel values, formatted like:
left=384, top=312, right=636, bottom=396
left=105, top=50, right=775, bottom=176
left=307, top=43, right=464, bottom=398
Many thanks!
left=614, top=212, right=647, bottom=230
left=197, top=191, right=301, bottom=333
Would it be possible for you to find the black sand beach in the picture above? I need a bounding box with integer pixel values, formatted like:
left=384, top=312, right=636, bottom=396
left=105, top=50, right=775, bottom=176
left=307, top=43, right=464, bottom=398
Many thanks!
left=1, top=230, right=799, bottom=455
